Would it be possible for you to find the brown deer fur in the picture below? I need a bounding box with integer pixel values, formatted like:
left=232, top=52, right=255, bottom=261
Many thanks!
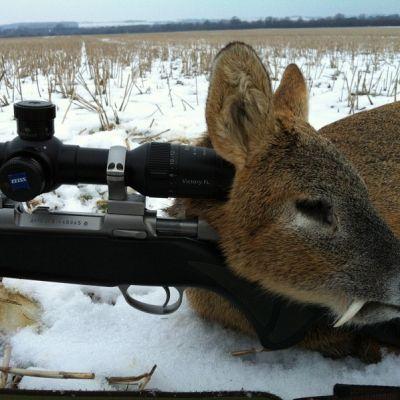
left=169, top=42, right=400, bottom=363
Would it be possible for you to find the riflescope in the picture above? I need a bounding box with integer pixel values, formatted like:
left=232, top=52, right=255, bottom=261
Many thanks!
left=0, top=101, right=234, bottom=202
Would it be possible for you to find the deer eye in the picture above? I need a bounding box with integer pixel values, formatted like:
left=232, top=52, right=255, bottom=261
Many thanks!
left=296, top=199, right=334, bottom=225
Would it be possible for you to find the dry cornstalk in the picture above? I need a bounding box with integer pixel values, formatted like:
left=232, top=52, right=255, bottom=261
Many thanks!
left=155, top=104, right=164, bottom=116
left=106, top=364, right=157, bottom=390
left=0, top=344, right=12, bottom=388
left=139, top=129, right=170, bottom=144
left=230, top=347, right=267, bottom=357
left=61, top=92, right=75, bottom=124
left=119, top=69, right=137, bottom=111
left=0, top=367, right=94, bottom=380
left=11, top=375, right=22, bottom=389
left=138, top=364, right=157, bottom=390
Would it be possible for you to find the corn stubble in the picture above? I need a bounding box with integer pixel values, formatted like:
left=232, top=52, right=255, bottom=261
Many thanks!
left=0, top=28, right=399, bottom=130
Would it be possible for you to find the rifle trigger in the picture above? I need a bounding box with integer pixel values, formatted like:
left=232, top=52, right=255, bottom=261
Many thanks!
left=118, top=285, right=185, bottom=315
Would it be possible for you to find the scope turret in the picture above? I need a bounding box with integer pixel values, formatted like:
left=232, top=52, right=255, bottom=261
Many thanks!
left=14, top=100, right=56, bottom=141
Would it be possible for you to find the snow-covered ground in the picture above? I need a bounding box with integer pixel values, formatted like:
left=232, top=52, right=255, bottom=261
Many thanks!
left=0, top=42, right=399, bottom=399
left=78, top=21, right=150, bottom=28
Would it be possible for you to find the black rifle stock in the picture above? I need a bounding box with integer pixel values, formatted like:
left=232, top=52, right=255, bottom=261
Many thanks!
left=0, top=204, right=327, bottom=350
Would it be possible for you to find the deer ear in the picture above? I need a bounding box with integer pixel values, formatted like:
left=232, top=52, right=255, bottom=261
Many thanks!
left=205, top=42, right=275, bottom=169
left=274, top=64, right=308, bottom=121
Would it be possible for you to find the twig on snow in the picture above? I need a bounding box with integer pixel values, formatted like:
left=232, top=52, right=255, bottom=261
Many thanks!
left=0, top=367, right=94, bottom=380
left=139, top=129, right=170, bottom=144
left=106, top=364, right=157, bottom=390
left=230, top=347, right=267, bottom=357
left=0, top=344, right=12, bottom=388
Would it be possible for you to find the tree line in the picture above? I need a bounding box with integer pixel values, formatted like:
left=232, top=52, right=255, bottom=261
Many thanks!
left=1, top=14, right=400, bottom=38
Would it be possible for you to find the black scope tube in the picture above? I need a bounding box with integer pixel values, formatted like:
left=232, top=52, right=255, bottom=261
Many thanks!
left=56, top=142, right=234, bottom=199
left=0, top=101, right=234, bottom=201
left=57, top=145, right=109, bottom=185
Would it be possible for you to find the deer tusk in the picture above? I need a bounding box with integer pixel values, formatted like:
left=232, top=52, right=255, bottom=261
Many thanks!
left=334, top=300, right=366, bottom=328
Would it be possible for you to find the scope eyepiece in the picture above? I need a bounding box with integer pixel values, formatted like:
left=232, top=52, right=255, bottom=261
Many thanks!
left=14, top=101, right=56, bottom=141
left=126, top=142, right=234, bottom=199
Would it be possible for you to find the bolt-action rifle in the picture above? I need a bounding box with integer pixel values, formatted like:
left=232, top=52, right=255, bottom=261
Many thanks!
left=0, top=101, right=398, bottom=351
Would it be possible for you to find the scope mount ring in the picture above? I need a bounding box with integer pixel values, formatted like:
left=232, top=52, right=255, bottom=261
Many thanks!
left=107, top=146, right=127, bottom=201
left=118, top=284, right=185, bottom=315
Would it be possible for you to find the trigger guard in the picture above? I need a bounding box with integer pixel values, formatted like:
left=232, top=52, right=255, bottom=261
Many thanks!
left=119, top=285, right=185, bottom=315
left=163, top=286, right=171, bottom=308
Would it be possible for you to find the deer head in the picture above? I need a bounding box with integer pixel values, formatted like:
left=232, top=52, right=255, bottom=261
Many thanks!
left=204, top=42, right=400, bottom=327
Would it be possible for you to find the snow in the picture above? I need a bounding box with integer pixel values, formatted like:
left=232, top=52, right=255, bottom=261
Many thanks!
left=78, top=21, right=150, bottom=28
left=0, top=41, right=399, bottom=399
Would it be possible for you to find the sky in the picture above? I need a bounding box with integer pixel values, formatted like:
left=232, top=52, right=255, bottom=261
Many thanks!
left=0, top=0, right=399, bottom=25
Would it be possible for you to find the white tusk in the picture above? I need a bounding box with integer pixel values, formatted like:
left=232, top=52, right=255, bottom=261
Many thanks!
left=333, top=300, right=366, bottom=328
